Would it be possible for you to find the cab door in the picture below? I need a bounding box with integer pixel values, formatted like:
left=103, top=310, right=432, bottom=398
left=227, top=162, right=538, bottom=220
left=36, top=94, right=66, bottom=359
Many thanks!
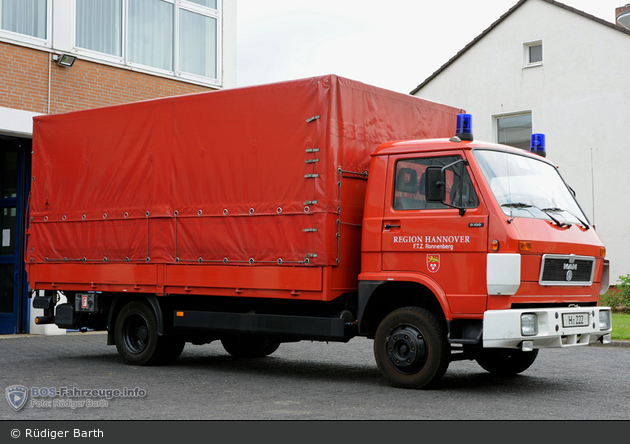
left=381, top=151, right=489, bottom=314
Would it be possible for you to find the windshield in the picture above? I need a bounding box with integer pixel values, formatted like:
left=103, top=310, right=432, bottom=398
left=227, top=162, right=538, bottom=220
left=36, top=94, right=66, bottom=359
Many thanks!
left=473, top=149, right=589, bottom=226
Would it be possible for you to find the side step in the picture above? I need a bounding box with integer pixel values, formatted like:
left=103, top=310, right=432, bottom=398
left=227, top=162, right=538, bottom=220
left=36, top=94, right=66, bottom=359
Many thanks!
left=173, top=310, right=356, bottom=342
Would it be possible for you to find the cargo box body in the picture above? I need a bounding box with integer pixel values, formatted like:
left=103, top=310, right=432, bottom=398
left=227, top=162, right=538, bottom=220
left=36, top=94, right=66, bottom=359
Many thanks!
left=26, top=75, right=462, bottom=301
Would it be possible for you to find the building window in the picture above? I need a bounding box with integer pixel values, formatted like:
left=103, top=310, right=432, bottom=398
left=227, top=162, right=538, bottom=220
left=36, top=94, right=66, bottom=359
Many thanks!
left=76, top=0, right=122, bottom=57
left=74, top=0, right=220, bottom=84
left=496, top=113, right=532, bottom=150
left=529, top=44, right=542, bottom=63
left=523, top=40, right=542, bottom=67
left=187, top=0, right=217, bottom=8
left=128, top=0, right=174, bottom=71
left=0, top=0, right=49, bottom=43
left=179, top=8, right=217, bottom=78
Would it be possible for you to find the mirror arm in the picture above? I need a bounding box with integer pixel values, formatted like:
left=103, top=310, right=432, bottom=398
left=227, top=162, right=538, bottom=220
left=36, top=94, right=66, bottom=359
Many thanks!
left=440, top=159, right=469, bottom=217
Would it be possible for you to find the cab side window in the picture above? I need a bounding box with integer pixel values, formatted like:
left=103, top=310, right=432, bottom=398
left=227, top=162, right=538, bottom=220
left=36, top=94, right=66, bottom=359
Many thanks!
left=393, top=156, right=479, bottom=211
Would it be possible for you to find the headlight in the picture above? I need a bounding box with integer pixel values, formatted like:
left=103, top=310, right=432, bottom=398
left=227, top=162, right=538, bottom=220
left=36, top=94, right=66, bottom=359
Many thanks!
left=521, top=313, right=538, bottom=336
left=599, top=310, right=611, bottom=331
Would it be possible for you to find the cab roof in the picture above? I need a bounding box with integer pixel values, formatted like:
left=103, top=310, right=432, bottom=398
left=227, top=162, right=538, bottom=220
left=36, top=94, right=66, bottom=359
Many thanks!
left=372, top=138, right=555, bottom=165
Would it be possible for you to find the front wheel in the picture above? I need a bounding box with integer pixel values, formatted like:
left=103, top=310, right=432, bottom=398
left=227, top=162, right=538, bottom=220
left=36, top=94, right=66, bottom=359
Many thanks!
left=475, top=349, right=539, bottom=376
left=114, top=300, right=185, bottom=366
left=374, top=307, right=450, bottom=389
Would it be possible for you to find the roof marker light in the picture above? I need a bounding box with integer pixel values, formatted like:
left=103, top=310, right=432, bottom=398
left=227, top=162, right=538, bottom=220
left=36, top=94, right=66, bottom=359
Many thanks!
left=456, top=114, right=473, bottom=141
left=530, top=133, right=546, bottom=157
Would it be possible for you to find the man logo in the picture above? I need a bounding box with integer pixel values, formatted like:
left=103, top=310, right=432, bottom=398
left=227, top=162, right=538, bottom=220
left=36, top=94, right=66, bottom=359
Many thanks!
left=427, top=254, right=440, bottom=273
left=6, top=385, right=28, bottom=411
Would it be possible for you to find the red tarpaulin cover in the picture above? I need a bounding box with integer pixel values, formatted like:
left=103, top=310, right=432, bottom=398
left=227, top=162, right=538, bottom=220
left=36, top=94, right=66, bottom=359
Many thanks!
left=27, top=75, right=463, bottom=268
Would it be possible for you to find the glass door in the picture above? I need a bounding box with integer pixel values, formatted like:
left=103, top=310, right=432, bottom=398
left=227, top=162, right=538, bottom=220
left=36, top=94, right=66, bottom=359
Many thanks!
left=0, top=138, right=30, bottom=334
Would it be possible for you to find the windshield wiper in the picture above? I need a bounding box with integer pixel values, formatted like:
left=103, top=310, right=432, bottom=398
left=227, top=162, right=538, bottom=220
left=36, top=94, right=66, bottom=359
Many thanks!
left=502, top=203, right=570, bottom=228
left=501, top=202, right=533, bottom=208
left=542, top=207, right=590, bottom=230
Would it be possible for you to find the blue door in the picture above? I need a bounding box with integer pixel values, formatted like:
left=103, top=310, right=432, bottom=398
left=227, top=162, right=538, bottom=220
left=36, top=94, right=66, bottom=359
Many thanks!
left=0, top=138, right=31, bottom=334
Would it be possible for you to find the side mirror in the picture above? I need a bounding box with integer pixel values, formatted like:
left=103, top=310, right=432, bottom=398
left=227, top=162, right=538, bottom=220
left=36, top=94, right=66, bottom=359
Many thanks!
left=425, top=167, right=446, bottom=202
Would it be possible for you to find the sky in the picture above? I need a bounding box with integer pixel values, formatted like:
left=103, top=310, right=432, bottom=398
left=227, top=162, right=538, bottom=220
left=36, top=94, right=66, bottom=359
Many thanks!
left=237, top=0, right=626, bottom=94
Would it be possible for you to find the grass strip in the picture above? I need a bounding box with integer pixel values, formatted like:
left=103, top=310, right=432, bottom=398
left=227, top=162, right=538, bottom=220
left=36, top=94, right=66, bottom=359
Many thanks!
left=612, top=313, right=630, bottom=340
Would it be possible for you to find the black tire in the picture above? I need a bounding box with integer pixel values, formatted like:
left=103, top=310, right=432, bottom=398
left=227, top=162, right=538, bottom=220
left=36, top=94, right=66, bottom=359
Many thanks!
left=475, top=349, right=539, bottom=376
left=221, top=336, right=280, bottom=358
left=374, top=307, right=450, bottom=389
left=114, top=300, right=185, bottom=366
left=157, top=337, right=186, bottom=365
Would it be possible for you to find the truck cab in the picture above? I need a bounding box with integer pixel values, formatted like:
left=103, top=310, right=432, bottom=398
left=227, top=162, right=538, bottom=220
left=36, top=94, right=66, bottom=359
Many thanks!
left=357, top=126, right=611, bottom=388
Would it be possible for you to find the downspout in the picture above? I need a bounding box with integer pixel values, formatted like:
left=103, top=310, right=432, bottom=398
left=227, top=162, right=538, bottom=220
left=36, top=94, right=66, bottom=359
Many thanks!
left=47, top=52, right=52, bottom=114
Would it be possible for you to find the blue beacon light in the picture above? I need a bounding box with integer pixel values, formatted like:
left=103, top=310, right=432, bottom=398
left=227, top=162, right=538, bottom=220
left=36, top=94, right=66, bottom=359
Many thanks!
left=530, top=133, right=546, bottom=157
left=456, top=114, right=473, bottom=141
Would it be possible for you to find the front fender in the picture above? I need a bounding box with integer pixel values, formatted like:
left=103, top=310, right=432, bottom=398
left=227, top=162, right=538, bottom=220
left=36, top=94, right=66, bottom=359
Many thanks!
left=357, top=272, right=452, bottom=334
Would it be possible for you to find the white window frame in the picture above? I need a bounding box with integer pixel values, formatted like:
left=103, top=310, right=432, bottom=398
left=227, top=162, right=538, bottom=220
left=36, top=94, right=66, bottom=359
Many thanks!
left=492, top=110, right=534, bottom=151
left=71, top=0, right=125, bottom=65
left=523, top=40, right=543, bottom=68
left=124, top=0, right=176, bottom=76
left=71, top=0, right=221, bottom=87
left=0, top=0, right=52, bottom=48
left=176, top=0, right=220, bottom=84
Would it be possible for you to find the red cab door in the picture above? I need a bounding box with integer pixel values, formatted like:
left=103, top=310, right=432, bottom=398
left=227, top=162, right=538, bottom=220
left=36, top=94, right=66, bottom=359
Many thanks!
left=381, top=151, right=489, bottom=315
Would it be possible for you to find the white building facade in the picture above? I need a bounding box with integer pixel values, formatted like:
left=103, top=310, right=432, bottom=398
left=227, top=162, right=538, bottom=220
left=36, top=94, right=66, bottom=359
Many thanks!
left=411, top=0, right=630, bottom=283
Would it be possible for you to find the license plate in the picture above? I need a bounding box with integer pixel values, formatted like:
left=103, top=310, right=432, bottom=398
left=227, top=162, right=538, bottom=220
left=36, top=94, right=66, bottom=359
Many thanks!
left=562, top=312, right=589, bottom=328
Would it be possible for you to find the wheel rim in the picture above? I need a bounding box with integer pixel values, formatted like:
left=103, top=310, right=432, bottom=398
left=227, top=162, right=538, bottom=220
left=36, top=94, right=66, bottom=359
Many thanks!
left=386, top=324, right=427, bottom=374
left=122, top=313, right=150, bottom=354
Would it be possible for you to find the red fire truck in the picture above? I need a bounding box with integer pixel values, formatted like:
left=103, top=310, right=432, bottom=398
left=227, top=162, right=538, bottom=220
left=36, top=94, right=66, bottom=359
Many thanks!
left=27, top=75, right=611, bottom=389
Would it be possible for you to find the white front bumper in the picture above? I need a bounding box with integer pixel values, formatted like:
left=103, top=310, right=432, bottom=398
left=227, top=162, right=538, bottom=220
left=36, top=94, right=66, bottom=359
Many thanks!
left=483, top=307, right=612, bottom=349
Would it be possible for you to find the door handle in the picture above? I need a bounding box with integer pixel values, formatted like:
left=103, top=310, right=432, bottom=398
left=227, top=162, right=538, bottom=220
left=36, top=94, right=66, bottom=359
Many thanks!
left=384, top=224, right=401, bottom=229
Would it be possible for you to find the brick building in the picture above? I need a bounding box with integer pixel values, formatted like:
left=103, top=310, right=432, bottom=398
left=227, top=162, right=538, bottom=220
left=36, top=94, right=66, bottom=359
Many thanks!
left=0, top=0, right=237, bottom=334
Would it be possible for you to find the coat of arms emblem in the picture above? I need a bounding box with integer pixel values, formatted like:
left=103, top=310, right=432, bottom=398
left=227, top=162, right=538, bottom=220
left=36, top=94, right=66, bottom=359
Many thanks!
left=427, top=254, right=440, bottom=273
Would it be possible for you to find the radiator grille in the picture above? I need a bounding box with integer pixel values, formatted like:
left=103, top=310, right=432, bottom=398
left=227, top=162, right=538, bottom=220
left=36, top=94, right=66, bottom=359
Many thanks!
left=539, top=255, right=595, bottom=286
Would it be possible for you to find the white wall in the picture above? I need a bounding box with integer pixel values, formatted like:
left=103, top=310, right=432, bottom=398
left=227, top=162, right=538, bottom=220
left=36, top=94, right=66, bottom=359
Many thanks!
left=222, top=0, right=238, bottom=89
left=0, top=106, right=38, bottom=137
left=413, top=0, right=630, bottom=282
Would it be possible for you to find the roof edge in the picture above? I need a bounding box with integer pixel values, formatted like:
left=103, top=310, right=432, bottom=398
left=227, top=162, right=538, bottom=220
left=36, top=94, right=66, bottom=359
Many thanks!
left=409, top=0, right=630, bottom=95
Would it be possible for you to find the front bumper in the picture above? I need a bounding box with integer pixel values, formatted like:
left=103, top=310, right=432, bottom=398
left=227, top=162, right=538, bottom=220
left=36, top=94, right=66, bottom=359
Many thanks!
left=483, top=307, right=612, bottom=349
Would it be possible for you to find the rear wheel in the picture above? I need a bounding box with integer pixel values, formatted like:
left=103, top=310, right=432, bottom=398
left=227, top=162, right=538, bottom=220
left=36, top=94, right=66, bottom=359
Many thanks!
left=221, top=336, right=280, bottom=358
left=114, top=300, right=184, bottom=366
left=475, top=349, right=539, bottom=376
left=374, top=307, right=449, bottom=389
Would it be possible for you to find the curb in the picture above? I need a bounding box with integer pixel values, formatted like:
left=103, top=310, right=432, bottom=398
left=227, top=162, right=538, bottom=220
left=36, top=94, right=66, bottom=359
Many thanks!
left=1, top=333, right=629, bottom=347
left=0, top=331, right=107, bottom=340
left=590, top=340, right=630, bottom=348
